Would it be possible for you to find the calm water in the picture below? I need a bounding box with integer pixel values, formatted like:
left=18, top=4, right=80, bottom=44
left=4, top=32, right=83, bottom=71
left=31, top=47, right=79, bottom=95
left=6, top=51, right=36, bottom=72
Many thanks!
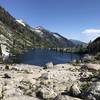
left=17, top=48, right=82, bottom=66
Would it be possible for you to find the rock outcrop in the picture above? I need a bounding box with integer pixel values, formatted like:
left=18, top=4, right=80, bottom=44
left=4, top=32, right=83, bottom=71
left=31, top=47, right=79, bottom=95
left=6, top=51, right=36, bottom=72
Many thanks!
left=70, top=83, right=81, bottom=97
left=82, top=63, right=100, bottom=71
left=44, top=62, right=54, bottom=69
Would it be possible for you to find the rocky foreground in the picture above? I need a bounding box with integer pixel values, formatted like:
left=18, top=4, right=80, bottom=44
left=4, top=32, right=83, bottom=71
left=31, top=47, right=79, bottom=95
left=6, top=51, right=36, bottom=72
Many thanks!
left=0, top=62, right=100, bottom=100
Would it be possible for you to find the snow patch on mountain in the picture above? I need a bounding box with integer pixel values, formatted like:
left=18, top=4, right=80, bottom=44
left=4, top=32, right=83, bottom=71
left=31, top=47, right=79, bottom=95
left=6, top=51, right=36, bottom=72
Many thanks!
left=53, top=34, right=61, bottom=39
left=16, top=19, right=26, bottom=26
left=35, top=29, right=44, bottom=37
left=35, top=26, right=45, bottom=30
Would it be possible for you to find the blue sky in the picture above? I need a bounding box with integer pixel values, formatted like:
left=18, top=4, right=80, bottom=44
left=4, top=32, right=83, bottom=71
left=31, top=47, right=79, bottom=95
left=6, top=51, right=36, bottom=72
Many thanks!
left=0, top=0, right=100, bottom=43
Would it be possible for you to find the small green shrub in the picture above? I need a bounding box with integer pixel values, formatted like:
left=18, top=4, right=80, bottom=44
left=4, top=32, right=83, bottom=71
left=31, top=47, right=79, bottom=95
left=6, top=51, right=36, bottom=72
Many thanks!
left=80, top=82, right=90, bottom=91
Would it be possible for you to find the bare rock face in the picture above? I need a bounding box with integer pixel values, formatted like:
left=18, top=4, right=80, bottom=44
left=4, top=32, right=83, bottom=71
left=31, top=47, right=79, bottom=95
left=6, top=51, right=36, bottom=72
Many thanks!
left=54, top=95, right=82, bottom=100
left=40, top=73, right=49, bottom=80
left=84, top=82, right=100, bottom=100
left=83, top=63, right=100, bottom=71
left=70, top=83, right=81, bottom=97
left=82, top=54, right=94, bottom=62
left=45, top=62, right=54, bottom=69
left=3, top=80, right=23, bottom=98
left=36, top=85, right=57, bottom=99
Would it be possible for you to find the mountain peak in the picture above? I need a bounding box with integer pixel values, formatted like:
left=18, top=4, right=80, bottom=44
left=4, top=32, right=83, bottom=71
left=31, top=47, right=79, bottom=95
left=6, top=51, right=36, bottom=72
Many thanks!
left=35, top=26, right=45, bottom=30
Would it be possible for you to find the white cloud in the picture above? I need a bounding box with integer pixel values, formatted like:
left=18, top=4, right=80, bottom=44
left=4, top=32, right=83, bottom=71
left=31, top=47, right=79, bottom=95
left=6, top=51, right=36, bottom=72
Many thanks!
left=82, top=29, right=100, bottom=42
left=82, top=29, right=100, bottom=34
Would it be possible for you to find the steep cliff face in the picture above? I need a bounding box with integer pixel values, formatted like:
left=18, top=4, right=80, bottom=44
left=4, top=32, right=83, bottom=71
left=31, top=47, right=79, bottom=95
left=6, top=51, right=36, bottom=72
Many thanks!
left=0, top=6, right=74, bottom=58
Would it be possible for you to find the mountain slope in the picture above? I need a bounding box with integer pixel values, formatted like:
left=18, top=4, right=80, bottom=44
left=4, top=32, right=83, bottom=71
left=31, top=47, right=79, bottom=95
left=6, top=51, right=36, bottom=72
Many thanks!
left=0, top=6, right=48, bottom=56
left=0, top=6, right=74, bottom=58
left=33, top=26, right=74, bottom=48
left=88, top=37, right=100, bottom=54
left=70, top=39, right=87, bottom=46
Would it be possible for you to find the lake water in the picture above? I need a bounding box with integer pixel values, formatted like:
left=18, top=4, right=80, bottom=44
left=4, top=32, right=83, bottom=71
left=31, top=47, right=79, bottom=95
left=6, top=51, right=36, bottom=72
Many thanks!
left=17, top=48, right=82, bottom=66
